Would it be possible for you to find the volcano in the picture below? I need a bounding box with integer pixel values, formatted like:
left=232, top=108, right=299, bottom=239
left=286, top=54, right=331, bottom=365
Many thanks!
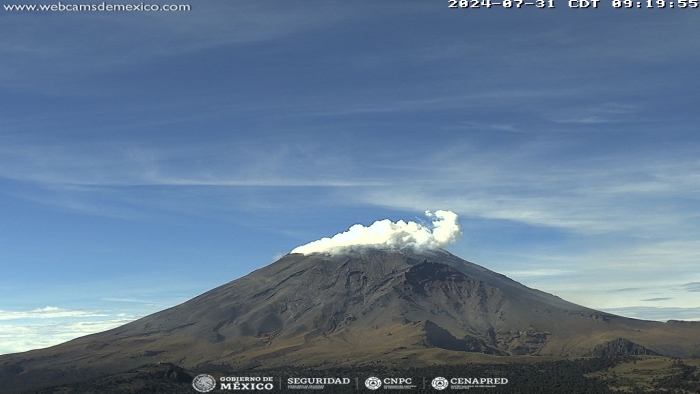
left=2, top=248, right=700, bottom=391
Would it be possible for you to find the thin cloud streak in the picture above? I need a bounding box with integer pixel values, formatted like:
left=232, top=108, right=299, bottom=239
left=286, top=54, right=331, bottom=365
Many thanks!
left=502, top=269, right=575, bottom=279
left=0, top=307, right=107, bottom=321
left=681, top=282, right=700, bottom=292
left=0, top=136, right=385, bottom=186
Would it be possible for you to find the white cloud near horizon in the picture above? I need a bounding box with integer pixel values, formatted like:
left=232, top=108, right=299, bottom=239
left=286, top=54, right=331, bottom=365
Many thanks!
left=495, top=239, right=700, bottom=317
left=599, top=307, right=700, bottom=322
left=0, top=307, right=141, bottom=355
left=0, top=317, right=139, bottom=355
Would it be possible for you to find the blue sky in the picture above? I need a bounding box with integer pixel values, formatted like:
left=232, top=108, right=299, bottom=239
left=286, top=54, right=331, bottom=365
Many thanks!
left=1, top=1, right=700, bottom=354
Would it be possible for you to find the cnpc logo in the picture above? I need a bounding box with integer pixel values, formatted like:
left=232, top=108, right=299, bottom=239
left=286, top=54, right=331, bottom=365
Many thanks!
left=365, top=377, right=382, bottom=390
left=364, top=376, right=413, bottom=390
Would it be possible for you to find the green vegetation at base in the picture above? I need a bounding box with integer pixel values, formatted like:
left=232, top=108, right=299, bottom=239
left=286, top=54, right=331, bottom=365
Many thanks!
left=588, top=356, right=700, bottom=393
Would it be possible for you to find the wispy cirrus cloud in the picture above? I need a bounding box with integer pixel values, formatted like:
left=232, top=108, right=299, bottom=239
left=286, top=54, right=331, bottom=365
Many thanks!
left=0, top=137, right=381, bottom=188
left=355, top=148, right=700, bottom=236
left=4, top=126, right=700, bottom=239
left=0, top=2, right=354, bottom=93
left=549, top=103, right=639, bottom=125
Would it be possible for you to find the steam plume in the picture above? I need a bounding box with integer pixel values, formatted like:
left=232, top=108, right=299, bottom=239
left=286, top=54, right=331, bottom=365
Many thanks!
left=291, top=210, right=462, bottom=255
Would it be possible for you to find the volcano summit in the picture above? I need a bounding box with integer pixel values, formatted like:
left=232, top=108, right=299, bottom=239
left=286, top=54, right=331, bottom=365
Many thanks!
left=3, top=249, right=700, bottom=391
left=1, top=214, right=700, bottom=392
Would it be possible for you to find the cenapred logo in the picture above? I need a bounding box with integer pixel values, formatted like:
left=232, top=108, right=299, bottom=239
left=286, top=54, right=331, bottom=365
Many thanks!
left=431, top=376, right=449, bottom=390
left=192, top=374, right=217, bottom=393
left=365, top=376, right=382, bottom=390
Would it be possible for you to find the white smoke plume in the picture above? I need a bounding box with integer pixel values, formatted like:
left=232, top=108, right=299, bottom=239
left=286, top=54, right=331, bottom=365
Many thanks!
left=291, top=210, right=462, bottom=255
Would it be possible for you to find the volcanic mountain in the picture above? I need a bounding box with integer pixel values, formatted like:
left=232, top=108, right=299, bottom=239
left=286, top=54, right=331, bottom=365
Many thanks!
left=2, top=248, right=700, bottom=391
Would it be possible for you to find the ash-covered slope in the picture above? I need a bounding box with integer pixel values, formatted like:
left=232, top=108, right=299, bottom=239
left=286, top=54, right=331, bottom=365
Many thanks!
left=2, top=248, right=699, bottom=392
